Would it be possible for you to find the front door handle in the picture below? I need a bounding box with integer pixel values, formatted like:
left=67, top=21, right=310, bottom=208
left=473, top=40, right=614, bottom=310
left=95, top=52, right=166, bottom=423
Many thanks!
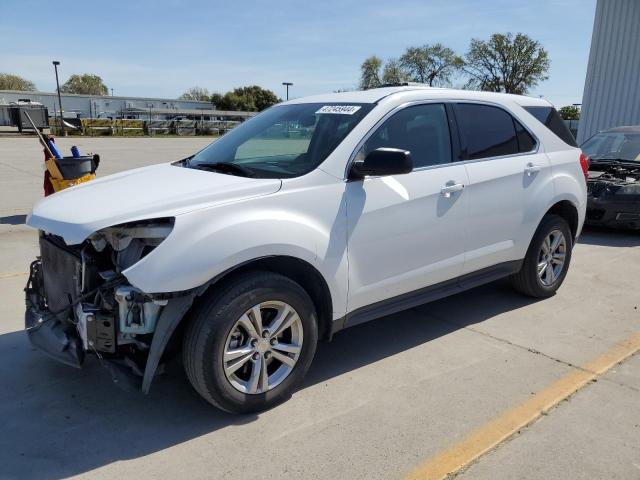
left=441, top=182, right=465, bottom=198
left=525, top=163, right=541, bottom=176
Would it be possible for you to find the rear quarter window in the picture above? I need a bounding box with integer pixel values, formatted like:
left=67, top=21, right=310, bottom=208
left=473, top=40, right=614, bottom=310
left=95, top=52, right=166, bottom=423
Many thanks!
left=514, top=119, right=536, bottom=152
left=454, top=104, right=520, bottom=160
left=524, top=106, right=578, bottom=147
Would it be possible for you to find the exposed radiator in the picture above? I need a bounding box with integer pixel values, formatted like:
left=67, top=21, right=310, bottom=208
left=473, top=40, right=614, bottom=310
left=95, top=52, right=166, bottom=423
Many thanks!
left=39, top=235, right=82, bottom=320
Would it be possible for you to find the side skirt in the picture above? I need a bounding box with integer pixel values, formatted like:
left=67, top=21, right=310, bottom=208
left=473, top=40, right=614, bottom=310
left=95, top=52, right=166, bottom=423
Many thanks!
left=330, top=260, right=523, bottom=336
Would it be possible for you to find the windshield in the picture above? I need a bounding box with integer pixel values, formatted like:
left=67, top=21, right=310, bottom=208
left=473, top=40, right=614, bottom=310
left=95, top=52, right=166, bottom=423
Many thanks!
left=582, top=131, right=640, bottom=162
left=188, top=102, right=374, bottom=178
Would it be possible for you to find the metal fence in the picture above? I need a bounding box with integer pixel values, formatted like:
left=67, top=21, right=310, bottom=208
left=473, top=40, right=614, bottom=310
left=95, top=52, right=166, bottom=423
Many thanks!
left=51, top=118, right=240, bottom=136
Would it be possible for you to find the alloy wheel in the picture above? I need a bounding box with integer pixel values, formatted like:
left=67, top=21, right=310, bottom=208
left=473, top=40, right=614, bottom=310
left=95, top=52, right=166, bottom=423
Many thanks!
left=223, top=301, right=303, bottom=394
left=537, top=229, right=567, bottom=286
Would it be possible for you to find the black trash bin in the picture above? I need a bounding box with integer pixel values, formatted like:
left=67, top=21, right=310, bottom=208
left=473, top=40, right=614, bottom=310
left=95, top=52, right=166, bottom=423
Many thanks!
left=55, top=155, right=98, bottom=180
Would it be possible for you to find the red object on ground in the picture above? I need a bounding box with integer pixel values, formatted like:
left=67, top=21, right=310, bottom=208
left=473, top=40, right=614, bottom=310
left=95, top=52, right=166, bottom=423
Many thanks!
left=43, top=147, right=54, bottom=196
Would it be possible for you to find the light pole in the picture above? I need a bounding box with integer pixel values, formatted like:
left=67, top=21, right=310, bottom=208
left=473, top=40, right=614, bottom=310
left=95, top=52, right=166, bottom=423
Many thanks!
left=52, top=61, right=65, bottom=136
left=282, top=82, right=293, bottom=101
left=111, top=88, right=114, bottom=96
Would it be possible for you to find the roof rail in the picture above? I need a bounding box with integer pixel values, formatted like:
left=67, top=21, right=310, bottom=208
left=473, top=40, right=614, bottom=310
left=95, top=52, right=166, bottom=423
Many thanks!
left=377, top=82, right=430, bottom=88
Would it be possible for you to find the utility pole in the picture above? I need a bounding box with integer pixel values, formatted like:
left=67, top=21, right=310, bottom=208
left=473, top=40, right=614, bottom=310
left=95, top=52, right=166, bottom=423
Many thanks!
left=282, top=82, right=293, bottom=101
left=52, top=61, right=65, bottom=136
left=52, top=97, right=59, bottom=134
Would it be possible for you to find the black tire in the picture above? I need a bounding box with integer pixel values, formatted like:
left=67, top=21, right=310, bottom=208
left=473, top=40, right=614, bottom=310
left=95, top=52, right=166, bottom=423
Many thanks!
left=183, top=271, right=318, bottom=413
left=510, top=214, right=573, bottom=298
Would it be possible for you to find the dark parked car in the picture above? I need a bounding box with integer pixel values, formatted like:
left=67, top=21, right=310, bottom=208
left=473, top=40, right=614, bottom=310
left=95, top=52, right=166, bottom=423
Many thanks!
left=582, top=126, right=640, bottom=229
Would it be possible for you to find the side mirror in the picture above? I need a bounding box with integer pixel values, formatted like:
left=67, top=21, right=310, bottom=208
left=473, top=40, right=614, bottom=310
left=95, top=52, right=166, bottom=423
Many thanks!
left=349, top=148, right=413, bottom=179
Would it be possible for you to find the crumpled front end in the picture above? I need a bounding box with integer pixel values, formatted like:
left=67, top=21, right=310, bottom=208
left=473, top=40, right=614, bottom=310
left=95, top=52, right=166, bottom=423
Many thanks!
left=586, top=163, right=640, bottom=229
left=25, top=256, right=85, bottom=368
left=25, top=221, right=194, bottom=392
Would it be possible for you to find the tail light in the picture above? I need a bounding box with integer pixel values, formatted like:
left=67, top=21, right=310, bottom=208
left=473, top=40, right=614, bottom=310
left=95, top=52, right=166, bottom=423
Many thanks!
left=579, top=152, right=590, bottom=182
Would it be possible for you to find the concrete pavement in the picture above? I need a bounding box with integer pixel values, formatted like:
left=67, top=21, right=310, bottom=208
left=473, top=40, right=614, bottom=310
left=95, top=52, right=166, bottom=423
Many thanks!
left=0, top=137, right=212, bottom=218
left=0, top=137, right=638, bottom=480
left=459, top=354, right=640, bottom=480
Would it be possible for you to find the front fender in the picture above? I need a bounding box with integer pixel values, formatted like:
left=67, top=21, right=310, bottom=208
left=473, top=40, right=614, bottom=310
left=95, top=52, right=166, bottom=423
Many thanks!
left=123, top=195, right=349, bottom=316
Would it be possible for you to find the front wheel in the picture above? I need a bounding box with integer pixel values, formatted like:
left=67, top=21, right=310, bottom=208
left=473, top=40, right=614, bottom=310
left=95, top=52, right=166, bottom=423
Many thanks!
left=511, top=214, right=573, bottom=298
left=183, top=271, right=318, bottom=413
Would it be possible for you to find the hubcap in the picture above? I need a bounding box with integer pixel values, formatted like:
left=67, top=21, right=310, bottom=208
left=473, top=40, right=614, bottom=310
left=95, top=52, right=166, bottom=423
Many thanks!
left=537, top=229, right=567, bottom=286
left=223, top=301, right=303, bottom=394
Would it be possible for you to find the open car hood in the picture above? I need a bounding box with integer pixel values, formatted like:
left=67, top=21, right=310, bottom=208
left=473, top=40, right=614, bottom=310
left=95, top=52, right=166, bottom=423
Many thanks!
left=27, top=163, right=282, bottom=244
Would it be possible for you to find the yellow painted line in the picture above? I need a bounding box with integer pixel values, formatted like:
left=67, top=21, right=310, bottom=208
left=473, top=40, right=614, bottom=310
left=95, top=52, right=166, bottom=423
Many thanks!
left=406, top=332, right=640, bottom=480
left=0, top=271, right=28, bottom=280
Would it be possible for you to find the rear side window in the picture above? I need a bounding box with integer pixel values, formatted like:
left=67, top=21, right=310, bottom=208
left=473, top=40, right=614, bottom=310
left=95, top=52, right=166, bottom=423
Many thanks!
left=358, top=103, right=452, bottom=168
left=454, top=104, right=520, bottom=160
left=524, top=106, right=578, bottom=147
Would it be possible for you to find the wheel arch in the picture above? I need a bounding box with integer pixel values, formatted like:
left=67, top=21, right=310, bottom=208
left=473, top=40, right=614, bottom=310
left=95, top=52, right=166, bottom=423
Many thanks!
left=143, top=254, right=336, bottom=394
left=168, top=255, right=334, bottom=354
left=212, top=256, right=334, bottom=341
left=544, top=200, right=579, bottom=242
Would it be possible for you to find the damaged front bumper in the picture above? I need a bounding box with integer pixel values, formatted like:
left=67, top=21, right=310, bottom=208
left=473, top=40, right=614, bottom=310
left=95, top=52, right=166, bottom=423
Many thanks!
left=25, top=258, right=84, bottom=367
left=586, top=163, right=640, bottom=229
left=26, top=305, right=84, bottom=368
left=586, top=196, right=640, bottom=229
left=24, top=234, right=198, bottom=393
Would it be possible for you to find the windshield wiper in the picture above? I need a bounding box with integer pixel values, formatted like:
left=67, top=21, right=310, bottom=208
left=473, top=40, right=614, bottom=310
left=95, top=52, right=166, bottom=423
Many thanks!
left=190, top=162, right=256, bottom=177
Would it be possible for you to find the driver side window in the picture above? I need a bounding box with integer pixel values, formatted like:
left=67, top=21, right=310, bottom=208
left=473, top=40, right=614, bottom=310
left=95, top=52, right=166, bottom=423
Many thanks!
left=356, top=103, right=453, bottom=168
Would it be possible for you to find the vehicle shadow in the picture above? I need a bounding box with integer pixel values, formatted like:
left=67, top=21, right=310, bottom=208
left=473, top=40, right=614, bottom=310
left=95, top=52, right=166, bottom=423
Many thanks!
left=0, top=214, right=27, bottom=225
left=0, top=281, right=536, bottom=479
left=578, top=226, right=640, bottom=247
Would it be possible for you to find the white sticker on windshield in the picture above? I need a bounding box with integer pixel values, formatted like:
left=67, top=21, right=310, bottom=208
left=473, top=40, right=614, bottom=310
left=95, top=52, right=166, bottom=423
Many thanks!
left=316, top=105, right=362, bottom=115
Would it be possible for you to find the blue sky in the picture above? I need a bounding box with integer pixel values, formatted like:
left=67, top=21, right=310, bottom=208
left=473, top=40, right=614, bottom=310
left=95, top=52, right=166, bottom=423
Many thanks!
left=0, top=0, right=596, bottom=106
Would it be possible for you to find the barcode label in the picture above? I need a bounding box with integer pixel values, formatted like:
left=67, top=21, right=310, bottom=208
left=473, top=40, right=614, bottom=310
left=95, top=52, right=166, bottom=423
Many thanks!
left=316, top=105, right=362, bottom=115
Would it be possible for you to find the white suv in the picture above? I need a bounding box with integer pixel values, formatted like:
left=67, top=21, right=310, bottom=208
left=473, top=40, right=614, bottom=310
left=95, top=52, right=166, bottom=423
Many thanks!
left=25, top=86, right=587, bottom=412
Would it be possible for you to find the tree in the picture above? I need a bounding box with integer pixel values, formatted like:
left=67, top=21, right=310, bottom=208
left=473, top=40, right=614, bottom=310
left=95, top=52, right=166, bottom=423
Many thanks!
left=60, top=74, right=108, bottom=95
left=238, top=85, right=280, bottom=111
left=399, top=44, right=463, bottom=86
left=209, top=92, right=228, bottom=110
left=464, top=33, right=550, bottom=94
left=359, top=56, right=382, bottom=90
left=558, top=105, right=580, bottom=120
left=224, top=91, right=252, bottom=111
left=211, top=86, right=280, bottom=112
left=210, top=93, right=224, bottom=108
left=382, top=58, right=409, bottom=85
left=179, top=86, right=210, bottom=101
left=0, top=73, right=36, bottom=91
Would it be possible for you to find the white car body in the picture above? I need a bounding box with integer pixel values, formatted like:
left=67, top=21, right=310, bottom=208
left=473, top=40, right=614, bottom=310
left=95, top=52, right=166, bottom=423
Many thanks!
left=26, top=86, right=587, bottom=399
left=29, top=87, right=586, bottom=322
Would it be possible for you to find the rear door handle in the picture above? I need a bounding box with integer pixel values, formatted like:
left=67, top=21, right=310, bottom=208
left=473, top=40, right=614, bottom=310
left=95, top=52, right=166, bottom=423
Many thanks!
left=441, top=182, right=465, bottom=198
left=525, top=163, right=541, bottom=176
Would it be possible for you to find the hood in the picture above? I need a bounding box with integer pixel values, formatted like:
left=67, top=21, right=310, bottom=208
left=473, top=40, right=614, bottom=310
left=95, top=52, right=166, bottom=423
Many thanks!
left=27, top=163, right=282, bottom=244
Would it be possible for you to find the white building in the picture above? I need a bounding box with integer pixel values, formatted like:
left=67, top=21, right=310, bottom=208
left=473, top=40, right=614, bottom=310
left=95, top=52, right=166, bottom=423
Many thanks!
left=577, top=0, right=640, bottom=143
left=0, top=90, right=254, bottom=121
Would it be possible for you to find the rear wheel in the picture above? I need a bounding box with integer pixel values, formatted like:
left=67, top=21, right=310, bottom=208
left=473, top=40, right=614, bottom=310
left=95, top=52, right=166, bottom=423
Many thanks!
left=183, top=271, right=318, bottom=413
left=511, top=214, right=573, bottom=298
